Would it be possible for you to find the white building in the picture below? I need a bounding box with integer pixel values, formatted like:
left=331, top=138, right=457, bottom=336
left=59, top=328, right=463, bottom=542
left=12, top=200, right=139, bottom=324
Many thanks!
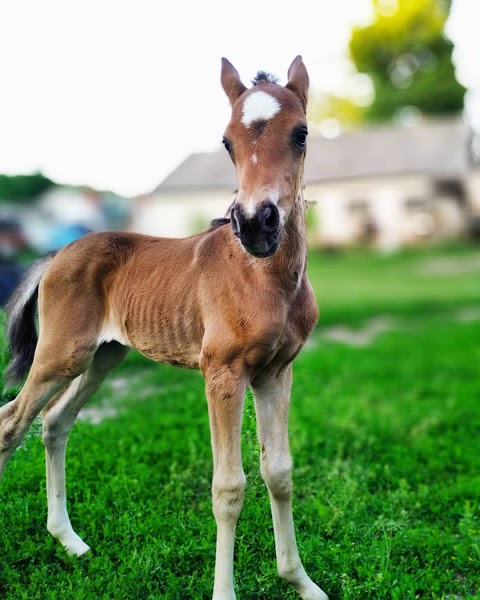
left=132, top=117, right=476, bottom=250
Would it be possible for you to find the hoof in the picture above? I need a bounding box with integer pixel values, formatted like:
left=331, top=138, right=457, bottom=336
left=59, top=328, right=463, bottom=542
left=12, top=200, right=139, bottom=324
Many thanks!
left=64, top=536, right=91, bottom=557
left=299, top=584, right=329, bottom=600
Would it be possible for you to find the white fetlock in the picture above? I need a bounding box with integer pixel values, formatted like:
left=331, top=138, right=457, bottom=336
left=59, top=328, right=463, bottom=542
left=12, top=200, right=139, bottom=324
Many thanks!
left=48, top=517, right=91, bottom=557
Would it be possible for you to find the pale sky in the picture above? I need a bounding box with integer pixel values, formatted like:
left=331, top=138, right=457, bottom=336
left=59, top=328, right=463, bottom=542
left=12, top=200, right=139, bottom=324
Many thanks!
left=0, top=0, right=478, bottom=198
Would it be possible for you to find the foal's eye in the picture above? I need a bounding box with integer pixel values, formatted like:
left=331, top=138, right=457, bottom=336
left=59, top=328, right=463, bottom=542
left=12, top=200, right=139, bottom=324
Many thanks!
left=293, top=127, right=308, bottom=150
left=222, top=137, right=232, bottom=155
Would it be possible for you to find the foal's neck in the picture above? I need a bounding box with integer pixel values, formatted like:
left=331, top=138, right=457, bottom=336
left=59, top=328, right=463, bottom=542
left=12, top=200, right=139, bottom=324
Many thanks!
left=265, top=187, right=308, bottom=294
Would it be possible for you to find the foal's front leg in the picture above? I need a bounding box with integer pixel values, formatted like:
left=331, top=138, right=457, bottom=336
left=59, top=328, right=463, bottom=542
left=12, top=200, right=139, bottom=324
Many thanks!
left=204, top=361, right=247, bottom=600
left=252, top=365, right=328, bottom=600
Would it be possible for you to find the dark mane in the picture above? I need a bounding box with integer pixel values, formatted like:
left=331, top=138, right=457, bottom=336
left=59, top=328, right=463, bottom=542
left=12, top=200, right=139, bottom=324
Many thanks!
left=252, top=71, right=279, bottom=86
left=209, top=196, right=236, bottom=230
left=209, top=217, right=230, bottom=230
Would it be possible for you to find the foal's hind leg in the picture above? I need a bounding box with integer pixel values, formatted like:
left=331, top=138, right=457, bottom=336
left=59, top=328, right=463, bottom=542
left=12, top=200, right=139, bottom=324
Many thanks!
left=252, top=365, right=328, bottom=600
left=0, top=370, right=70, bottom=481
left=1, top=317, right=102, bottom=482
left=41, top=342, right=127, bottom=556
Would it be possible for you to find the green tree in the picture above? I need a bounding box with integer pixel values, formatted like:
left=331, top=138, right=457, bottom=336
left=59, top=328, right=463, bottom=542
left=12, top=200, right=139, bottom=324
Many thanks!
left=0, top=172, right=54, bottom=202
left=349, top=0, right=466, bottom=121
left=308, top=92, right=363, bottom=131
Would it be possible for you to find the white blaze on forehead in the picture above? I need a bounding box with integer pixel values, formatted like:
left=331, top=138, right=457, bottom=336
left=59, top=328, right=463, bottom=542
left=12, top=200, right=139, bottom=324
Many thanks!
left=241, top=91, right=281, bottom=127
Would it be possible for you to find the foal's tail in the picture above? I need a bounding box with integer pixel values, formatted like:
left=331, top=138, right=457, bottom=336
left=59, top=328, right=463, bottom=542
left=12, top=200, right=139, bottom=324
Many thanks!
left=4, top=253, right=56, bottom=387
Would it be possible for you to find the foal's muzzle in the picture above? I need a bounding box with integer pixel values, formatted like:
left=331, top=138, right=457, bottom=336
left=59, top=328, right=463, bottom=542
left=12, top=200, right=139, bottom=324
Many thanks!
left=231, top=202, right=281, bottom=258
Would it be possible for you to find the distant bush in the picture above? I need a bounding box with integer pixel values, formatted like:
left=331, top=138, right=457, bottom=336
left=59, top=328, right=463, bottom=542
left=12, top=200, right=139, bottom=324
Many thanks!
left=0, top=172, right=54, bottom=203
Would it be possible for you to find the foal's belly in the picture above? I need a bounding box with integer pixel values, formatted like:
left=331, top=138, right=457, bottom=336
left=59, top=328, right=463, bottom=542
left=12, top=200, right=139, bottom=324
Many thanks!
left=108, top=300, right=203, bottom=370
left=133, top=337, right=201, bottom=370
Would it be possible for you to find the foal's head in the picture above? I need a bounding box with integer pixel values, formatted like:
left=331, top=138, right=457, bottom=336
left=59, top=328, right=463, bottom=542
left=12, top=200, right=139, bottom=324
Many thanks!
left=221, top=56, right=309, bottom=258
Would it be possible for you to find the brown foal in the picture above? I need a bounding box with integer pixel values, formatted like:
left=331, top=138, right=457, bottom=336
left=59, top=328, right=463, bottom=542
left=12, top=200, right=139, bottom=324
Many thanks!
left=0, top=56, right=328, bottom=599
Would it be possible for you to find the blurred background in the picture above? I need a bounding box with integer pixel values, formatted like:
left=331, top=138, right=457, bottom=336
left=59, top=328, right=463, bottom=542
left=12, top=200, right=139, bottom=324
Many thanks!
left=0, top=0, right=479, bottom=305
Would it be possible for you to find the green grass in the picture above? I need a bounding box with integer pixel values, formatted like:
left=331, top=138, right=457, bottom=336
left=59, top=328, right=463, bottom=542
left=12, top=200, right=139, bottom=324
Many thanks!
left=308, top=241, right=480, bottom=324
left=1, top=243, right=480, bottom=599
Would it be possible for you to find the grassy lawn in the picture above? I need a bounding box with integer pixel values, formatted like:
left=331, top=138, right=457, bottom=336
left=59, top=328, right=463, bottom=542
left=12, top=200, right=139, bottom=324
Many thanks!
left=0, top=242, right=479, bottom=599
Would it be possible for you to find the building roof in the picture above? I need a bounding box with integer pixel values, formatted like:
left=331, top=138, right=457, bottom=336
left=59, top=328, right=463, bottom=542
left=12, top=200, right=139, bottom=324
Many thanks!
left=152, top=117, right=472, bottom=194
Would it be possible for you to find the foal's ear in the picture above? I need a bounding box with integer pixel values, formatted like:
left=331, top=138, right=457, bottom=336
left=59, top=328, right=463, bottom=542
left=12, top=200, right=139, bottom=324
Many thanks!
left=221, top=58, right=247, bottom=106
left=286, top=55, right=309, bottom=112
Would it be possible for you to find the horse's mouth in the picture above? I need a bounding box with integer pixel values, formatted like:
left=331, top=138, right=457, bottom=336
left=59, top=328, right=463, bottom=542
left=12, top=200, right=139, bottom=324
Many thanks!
left=241, top=237, right=280, bottom=258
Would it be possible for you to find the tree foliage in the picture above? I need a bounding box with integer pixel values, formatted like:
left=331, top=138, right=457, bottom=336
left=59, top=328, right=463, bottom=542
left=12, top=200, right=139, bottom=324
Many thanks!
left=349, top=0, right=465, bottom=121
left=0, top=172, right=55, bottom=202
left=308, top=92, right=363, bottom=131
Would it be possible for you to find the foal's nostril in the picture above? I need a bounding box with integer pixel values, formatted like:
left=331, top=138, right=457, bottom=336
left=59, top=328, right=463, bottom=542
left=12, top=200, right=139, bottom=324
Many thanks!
left=231, top=207, right=243, bottom=237
left=259, top=204, right=280, bottom=233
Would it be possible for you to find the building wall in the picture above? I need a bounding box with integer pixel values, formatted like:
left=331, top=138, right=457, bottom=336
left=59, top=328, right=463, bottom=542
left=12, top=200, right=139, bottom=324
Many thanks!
left=466, top=170, right=480, bottom=215
left=305, top=174, right=466, bottom=250
left=132, top=174, right=469, bottom=248
left=132, top=189, right=233, bottom=238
